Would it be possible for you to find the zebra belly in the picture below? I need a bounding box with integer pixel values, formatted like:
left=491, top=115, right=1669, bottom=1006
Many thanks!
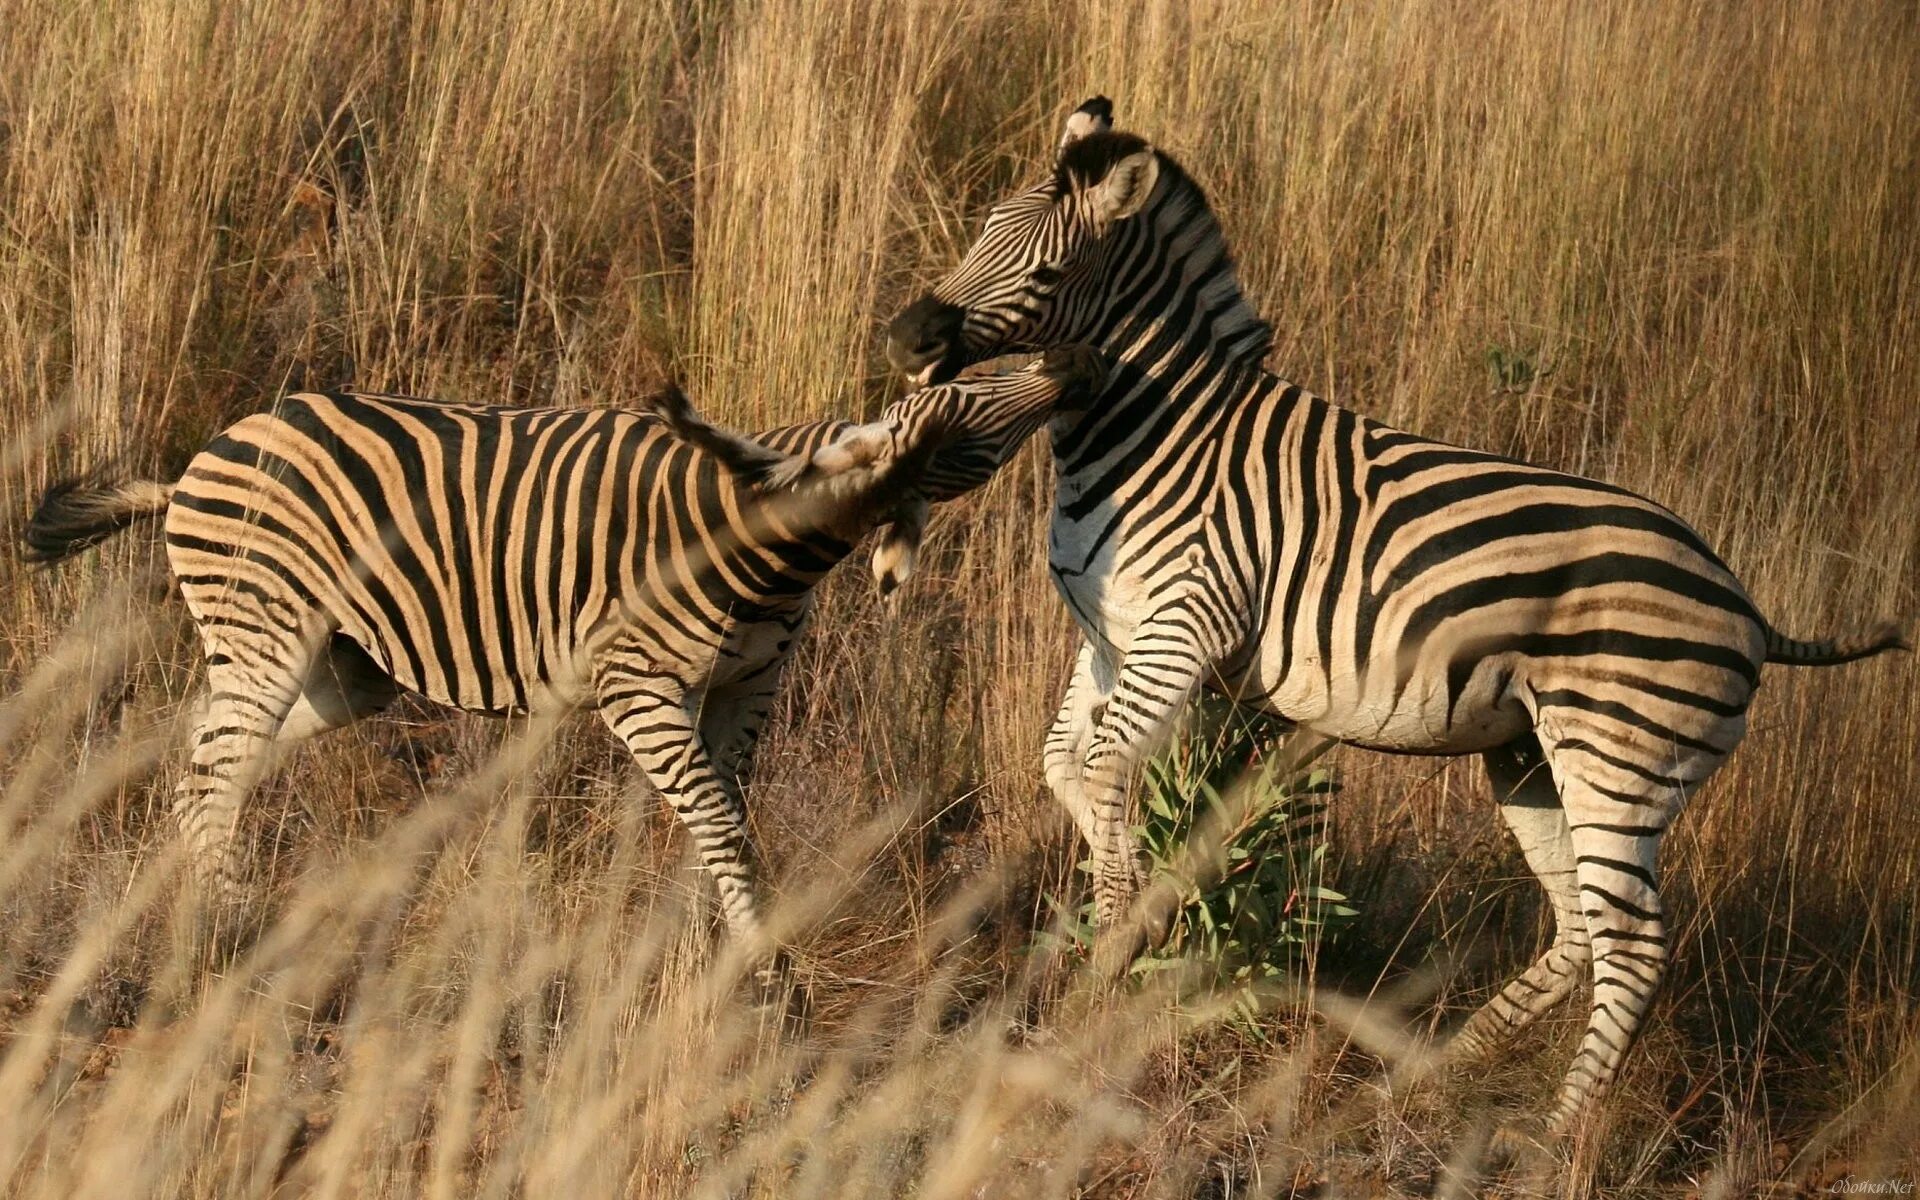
left=1298, top=664, right=1533, bottom=754
left=1237, top=628, right=1534, bottom=755
left=339, top=596, right=803, bottom=716
left=309, top=611, right=592, bottom=716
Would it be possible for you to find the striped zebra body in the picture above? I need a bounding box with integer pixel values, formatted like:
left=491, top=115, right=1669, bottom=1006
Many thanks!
left=25, top=353, right=1102, bottom=965
left=1052, top=376, right=1767, bottom=759
left=171, top=392, right=825, bottom=717
left=162, top=389, right=856, bottom=949
left=887, top=98, right=1906, bottom=1135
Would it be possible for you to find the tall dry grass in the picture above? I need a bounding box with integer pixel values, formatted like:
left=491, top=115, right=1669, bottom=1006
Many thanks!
left=2, top=0, right=1918, bottom=1194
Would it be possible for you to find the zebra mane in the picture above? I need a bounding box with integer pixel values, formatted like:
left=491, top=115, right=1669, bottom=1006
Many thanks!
left=645, top=383, right=918, bottom=503
left=645, top=383, right=795, bottom=488
left=1058, top=133, right=1274, bottom=366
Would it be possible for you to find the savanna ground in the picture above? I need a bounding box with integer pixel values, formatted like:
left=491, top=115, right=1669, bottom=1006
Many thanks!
left=3, top=1, right=1918, bottom=1195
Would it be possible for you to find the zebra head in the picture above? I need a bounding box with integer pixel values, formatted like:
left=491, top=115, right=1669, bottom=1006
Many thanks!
left=886, top=97, right=1164, bottom=386
left=862, top=345, right=1108, bottom=594
left=645, top=349, right=1105, bottom=595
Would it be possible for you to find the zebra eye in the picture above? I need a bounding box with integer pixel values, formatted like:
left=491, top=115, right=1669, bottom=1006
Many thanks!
left=1030, top=266, right=1063, bottom=290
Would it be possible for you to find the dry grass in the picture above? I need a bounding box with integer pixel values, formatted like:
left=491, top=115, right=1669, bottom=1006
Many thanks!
left=3, top=0, right=1919, bottom=1194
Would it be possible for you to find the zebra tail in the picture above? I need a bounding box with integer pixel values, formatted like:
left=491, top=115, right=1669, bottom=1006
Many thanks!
left=22, top=474, right=175, bottom=564
left=1764, top=621, right=1911, bottom=666
left=644, top=382, right=793, bottom=487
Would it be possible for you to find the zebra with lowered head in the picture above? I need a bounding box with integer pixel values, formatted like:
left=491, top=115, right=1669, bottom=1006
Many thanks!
left=23, top=347, right=1104, bottom=974
left=885, top=96, right=1908, bottom=1136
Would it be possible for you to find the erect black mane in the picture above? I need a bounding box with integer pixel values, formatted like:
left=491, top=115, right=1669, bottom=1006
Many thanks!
left=1052, top=127, right=1273, bottom=365
left=1054, top=130, right=1152, bottom=191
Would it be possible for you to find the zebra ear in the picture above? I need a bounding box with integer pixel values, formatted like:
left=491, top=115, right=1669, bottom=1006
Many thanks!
left=1058, top=95, right=1114, bottom=153
left=871, top=496, right=930, bottom=598
left=1088, top=148, right=1159, bottom=226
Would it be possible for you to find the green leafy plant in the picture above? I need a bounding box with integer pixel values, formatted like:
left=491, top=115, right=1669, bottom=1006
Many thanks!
left=1485, top=344, right=1553, bottom=394
left=1042, top=696, right=1357, bottom=1012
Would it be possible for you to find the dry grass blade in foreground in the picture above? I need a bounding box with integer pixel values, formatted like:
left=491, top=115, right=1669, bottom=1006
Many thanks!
left=2, top=0, right=1918, bottom=1194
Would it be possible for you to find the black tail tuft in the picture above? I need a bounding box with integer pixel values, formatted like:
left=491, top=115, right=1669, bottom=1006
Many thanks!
left=1764, top=621, right=1911, bottom=666
left=22, top=474, right=174, bottom=564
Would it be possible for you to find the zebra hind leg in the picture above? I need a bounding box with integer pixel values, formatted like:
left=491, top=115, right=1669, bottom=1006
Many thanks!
left=173, top=645, right=309, bottom=903
left=596, top=672, right=780, bottom=992
left=1446, top=734, right=1590, bottom=1063
left=1532, top=720, right=1715, bottom=1139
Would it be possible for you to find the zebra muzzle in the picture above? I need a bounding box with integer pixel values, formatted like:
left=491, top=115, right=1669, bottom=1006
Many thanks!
left=886, top=294, right=967, bottom=384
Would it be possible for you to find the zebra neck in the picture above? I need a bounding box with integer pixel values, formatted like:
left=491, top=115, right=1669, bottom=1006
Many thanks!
left=1098, top=172, right=1273, bottom=371
left=668, top=418, right=869, bottom=604
left=749, top=417, right=854, bottom=459
left=1050, top=326, right=1263, bottom=483
left=687, top=498, right=866, bottom=607
left=1051, top=174, right=1273, bottom=479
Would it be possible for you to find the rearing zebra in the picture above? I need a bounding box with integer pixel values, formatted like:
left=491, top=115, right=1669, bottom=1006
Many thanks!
left=886, top=97, right=1908, bottom=1135
left=23, top=348, right=1103, bottom=965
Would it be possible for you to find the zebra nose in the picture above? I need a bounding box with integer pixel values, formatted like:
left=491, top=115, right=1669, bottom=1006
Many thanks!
left=885, top=296, right=966, bottom=383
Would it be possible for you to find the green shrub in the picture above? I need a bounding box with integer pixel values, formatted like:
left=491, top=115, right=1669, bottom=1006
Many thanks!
left=1043, top=696, right=1357, bottom=1011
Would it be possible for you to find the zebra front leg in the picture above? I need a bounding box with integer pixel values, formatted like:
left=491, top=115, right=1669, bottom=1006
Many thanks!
left=697, top=674, right=779, bottom=803
left=595, top=673, right=777, bottom=984
left=1079, top=611, right=1215, bottom=979
left=1042, top=641, right=1134, bottom=874
left=697, top=675, right=814, bottom=1020
left=1446, top=734, right=1590, bottom=1062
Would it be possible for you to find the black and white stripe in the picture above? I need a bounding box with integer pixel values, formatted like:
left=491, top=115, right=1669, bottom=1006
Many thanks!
left=23, top=350, right=1101, bottom=963
left=886, top=97, right=1908, bottom=1134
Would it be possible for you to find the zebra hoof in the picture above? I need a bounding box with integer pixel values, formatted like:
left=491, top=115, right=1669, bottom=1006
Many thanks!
left=1485, top=1120, right=1557, bottom=1169
left=1089, top=926, right=1146, bottom=984
left=746, top=952, right=810, bottom=1032
left=1135, top=890, right=1178, bottom=954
